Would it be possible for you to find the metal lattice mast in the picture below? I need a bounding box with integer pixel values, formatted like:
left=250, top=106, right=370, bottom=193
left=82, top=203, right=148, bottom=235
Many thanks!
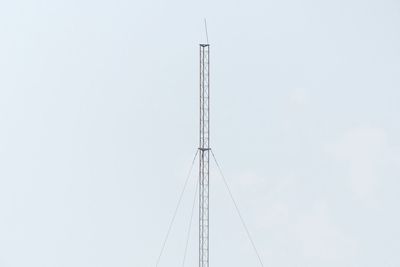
left=199, top=43, right=210, bottom=267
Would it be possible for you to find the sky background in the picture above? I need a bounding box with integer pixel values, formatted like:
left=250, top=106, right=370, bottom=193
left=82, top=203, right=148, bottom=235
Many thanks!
left=0, top=0, right=399, bottom=266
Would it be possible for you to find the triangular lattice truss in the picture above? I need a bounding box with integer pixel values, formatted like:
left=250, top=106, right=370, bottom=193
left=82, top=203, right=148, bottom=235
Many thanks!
left=199, top=43, right=210, bottom=267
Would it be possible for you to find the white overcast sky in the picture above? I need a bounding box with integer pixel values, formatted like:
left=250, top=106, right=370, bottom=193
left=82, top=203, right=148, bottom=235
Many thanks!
left=0, top=0, right=399, bottom=266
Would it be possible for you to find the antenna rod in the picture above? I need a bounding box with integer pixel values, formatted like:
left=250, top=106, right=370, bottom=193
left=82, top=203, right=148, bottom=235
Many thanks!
left=204, top=19, right=209, bottom=44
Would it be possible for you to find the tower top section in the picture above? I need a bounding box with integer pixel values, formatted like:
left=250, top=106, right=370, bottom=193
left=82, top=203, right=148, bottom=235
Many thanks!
left=199, top=43, right=210, bottom=267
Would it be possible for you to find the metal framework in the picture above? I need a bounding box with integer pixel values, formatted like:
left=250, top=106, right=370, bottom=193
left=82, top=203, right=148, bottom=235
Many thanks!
left=199, top=43, right=210, bottom=267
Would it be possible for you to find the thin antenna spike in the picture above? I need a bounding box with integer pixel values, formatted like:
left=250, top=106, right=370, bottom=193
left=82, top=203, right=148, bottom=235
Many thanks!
left=204, top=19, right=209, bottom=44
